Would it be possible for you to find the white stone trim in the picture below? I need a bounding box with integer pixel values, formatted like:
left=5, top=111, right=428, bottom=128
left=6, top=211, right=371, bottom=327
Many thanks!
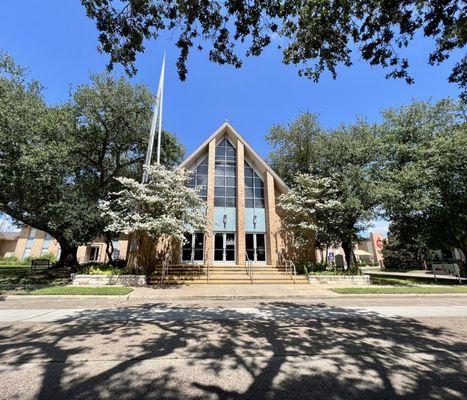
left=308, top=275, right=370, bottom=286
left=71, top=274, right=147, bottom=287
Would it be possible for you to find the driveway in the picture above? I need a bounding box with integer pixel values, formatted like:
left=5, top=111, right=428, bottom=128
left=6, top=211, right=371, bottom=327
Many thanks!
left=0, top=296, right=466, bottom=399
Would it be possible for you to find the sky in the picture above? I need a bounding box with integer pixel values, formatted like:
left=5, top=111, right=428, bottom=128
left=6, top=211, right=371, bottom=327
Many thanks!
left=1, top=1, right=463, bottom=234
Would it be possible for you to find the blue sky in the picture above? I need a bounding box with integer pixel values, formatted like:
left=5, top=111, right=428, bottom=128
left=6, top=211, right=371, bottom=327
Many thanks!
left=1, top=1, right=463, bottom=234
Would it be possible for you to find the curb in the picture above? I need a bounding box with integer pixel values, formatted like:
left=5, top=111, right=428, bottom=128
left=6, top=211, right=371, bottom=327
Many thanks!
left=1, top=294, right=130, bottom=301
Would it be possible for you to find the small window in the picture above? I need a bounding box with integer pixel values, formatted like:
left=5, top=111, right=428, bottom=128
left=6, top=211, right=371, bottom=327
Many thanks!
left=89, top=246, right=100, bottom=262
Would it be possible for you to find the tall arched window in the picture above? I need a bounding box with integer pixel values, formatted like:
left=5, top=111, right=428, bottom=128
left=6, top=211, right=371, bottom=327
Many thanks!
left=187, top=155, right=208, bottom=201
left=244, top=161, right=264, bottom=208
left=214, top=139, right=236, bottom=207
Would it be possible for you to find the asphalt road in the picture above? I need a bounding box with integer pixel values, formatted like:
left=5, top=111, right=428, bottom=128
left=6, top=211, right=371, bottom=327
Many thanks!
left=0, top=296, right=466, bottom=400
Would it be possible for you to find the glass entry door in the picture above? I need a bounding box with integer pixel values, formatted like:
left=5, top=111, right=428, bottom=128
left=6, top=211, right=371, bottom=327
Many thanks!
left=245, top=233, right=266, bottom=263
left=182, top=233, right=204, bottom=263
left=214, top=233, right=236, bottom=263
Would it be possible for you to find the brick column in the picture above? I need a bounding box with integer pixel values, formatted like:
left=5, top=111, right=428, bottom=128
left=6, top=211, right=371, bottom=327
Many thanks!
left=265, top=171, right=278, bottom=266
left=236, top=140, right=245, bottom=266
left=205, top=138, right=217, bottom=265
left=14, top=226, right=30, bottom=260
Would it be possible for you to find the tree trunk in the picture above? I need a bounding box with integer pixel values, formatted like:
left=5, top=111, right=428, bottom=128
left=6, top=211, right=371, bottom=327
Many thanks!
left=56, top=239, right=79, bottom=271
left=104, top=234, right=114, bottom=265
left=341, top=240, right=354, bottom=269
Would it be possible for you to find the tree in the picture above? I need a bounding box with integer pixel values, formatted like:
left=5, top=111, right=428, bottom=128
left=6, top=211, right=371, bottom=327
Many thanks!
left=382, top=219, right=437, bottom=270
left=69, top=72, right=185, bottom=260
left=378, top=99, right=467, bottom=258
left=268, top=113, right=380, bottom=267
left=0, top=53, right=185, bottom=267
left=81, top=0, right=466, bottom=96
left=99, top=164, right=207, bottom=273
left=278, top=174, right=341, bottom=264
left=267, top=113, right=324, bottom=184
left=0, top=51, right=98, bottom=266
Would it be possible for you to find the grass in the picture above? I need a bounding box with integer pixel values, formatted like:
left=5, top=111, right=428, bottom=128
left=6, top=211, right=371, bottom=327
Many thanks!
left=0, top=266, right=71, bottom=286
left=18, top=286, right=133, bottom=295
left=370, top=275, right=462, bottom=286
left=332, top=286, right=467, bottom=295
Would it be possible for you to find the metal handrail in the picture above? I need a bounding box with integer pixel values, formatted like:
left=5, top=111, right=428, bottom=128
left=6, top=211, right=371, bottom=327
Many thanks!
left=160, top=258, right=170, bottom=285
left=245, top=252, right=254, bottom=283
left=283, top=259, right=297, bottom=284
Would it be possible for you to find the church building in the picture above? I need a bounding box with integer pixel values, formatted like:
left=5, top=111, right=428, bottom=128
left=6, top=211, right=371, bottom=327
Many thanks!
left=175, top=121, right=289, bottom=267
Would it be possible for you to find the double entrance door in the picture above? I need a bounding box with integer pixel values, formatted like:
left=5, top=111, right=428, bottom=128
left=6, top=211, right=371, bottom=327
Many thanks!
left=214, top=233, right=236, bottom=263
left=181, top=233, right=204, bottom=263
left=246, top=233, right=266, bottom=263
left=183, top=232, right=266, bottom=264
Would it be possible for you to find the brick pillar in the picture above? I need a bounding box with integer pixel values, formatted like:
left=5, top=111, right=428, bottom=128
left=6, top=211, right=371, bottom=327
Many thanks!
left=236, top=140, right=245, bottom=266
left=14, top=226, right=30, bottom=260
left=205, top=138, right=217, bottom=265
left=31, top=230, right=45, bottom=258
left=265, top=171, right=278, bottom=266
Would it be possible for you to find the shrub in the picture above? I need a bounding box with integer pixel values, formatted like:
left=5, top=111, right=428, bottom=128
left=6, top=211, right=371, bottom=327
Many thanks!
left=32, top=252, right=57, bottom=263
left=0, top=256, right=26, bottom=265
left=0, top=256, right=30, bottom=265
left=308, top=267, right=361, bottom=276
left=78, top=263, right=131, bottom=275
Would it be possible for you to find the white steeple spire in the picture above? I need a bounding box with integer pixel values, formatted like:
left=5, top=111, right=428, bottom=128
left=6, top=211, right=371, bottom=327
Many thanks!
left=142, top=52, right=166, bottom=183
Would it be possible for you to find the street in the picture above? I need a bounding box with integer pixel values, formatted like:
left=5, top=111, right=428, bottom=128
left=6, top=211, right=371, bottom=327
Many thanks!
left=0, top=295, right=466, bottom=399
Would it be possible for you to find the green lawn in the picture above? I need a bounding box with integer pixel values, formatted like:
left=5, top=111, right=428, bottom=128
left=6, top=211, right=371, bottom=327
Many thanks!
left=332, top=286, right=467, bottom=295
left=369, top=275, right=462, bottom=286
left=0, top=266, right=71, bottom=286
left=19, top=286, right=133, bottom=295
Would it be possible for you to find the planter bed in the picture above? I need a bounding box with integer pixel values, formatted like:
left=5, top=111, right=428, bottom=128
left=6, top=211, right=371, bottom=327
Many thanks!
left=71, top=274, right=147, bottom=287
left=308, top=275, right=370, bottom=286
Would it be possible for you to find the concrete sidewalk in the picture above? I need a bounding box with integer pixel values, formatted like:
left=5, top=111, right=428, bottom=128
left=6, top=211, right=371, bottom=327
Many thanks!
left=127, top=284, right=336, bottom=300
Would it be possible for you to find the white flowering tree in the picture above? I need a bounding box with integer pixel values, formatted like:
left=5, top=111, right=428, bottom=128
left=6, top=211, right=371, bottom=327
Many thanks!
left=100, top=164, right=207, bottom=273
left=278, top=174, right=342, bottom=265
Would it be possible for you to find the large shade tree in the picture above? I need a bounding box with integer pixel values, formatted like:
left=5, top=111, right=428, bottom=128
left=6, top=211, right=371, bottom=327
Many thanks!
left=69, top=73, right=184, bottom=260
left=0, top=52, right=100, bottom=266
left=268, top=113, right=381, bottom=267
left=81, top=0, right=466, bottom=96
left=0, top=52, right=184, bottom=266
left=378, top=99, right=467, bottom=259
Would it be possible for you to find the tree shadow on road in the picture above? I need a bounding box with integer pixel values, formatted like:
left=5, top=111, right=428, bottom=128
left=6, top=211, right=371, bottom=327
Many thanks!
left=0, top=301, right=465, bottom=399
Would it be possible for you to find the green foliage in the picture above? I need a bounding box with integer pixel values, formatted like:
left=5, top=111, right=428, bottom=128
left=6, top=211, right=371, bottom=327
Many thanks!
left=378, top=99, right=467, bottom=260
left=381, top=220, right=438, bottom=270
left=332, top=287, right=467, bottom=294
left=0, top=256, right=27, bottom=266
left=307, top=266, right=361, bottom=276
left=278, top=173, right=341, bottom=251
left=0, top=53, right=185, bottom=266
left=22, top=286, right=133, bottom=295
left=78, top=264, right=129, bottom=275
left=0, top=266, right=71, bottom=286
left=269, top=113, right=380, bottom=267
left=31, top=252, right=57, bottom=263
left=0, top=51, right=103, bottom=264
left=81, top=1, right=465, bottom=96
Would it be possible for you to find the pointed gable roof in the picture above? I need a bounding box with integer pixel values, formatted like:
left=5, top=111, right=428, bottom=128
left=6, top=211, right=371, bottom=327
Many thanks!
left=177, top=121, right=288, bottom=193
